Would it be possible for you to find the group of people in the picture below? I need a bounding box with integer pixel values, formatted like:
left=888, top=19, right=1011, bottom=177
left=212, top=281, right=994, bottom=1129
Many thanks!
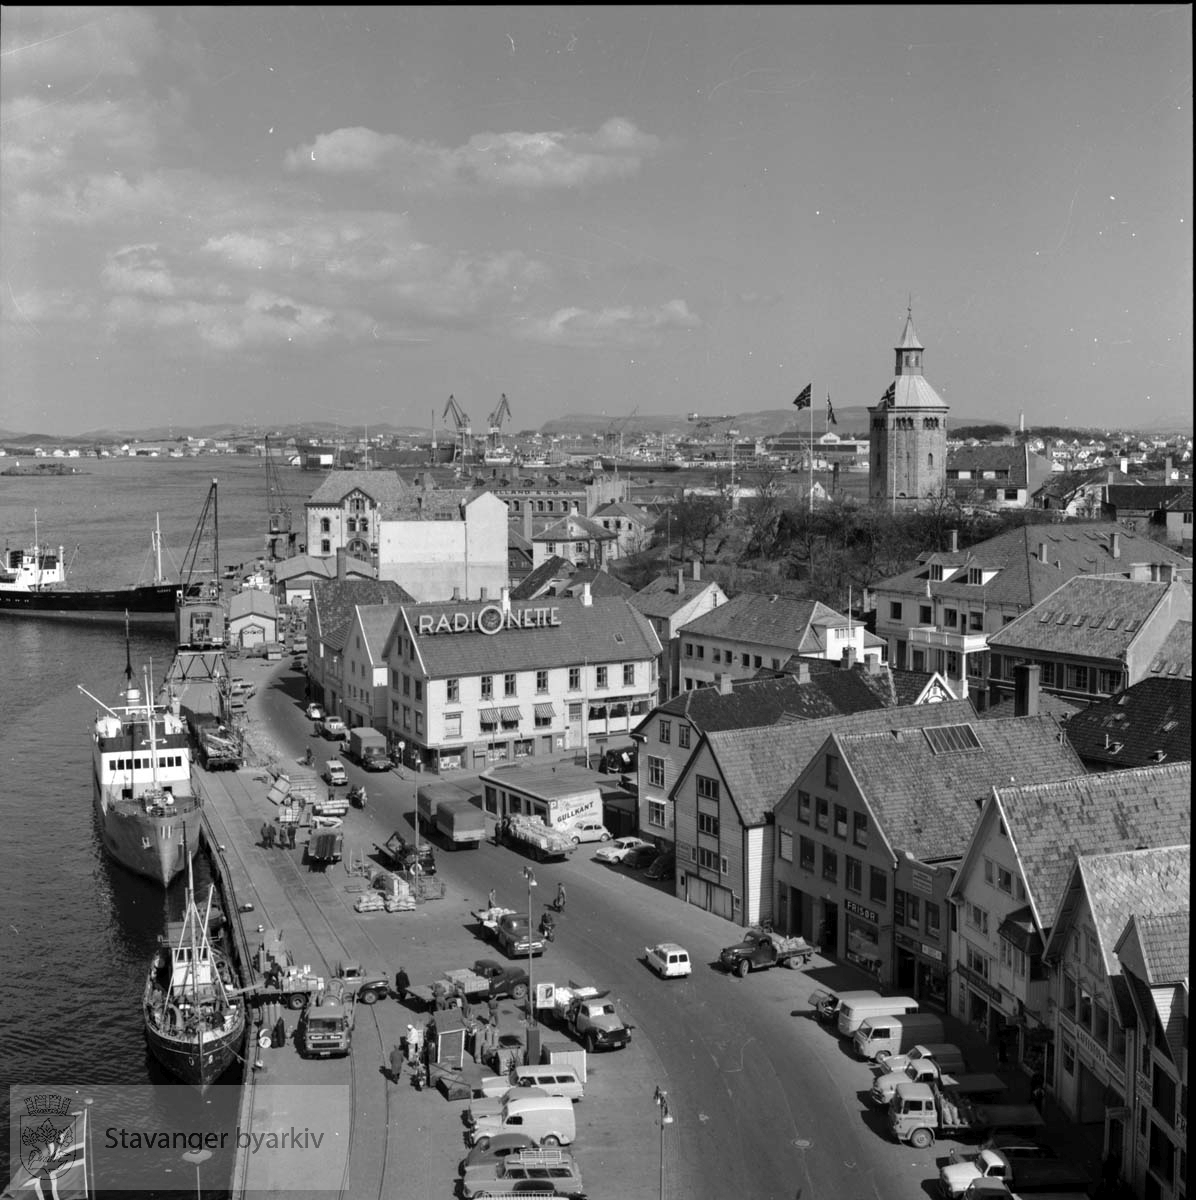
left=260, top=820, right=296, bottom=849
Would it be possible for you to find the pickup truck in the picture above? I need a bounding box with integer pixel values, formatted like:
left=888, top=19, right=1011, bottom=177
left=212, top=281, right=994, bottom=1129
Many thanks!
left=878, top=1043, right=967, bottom=1076
left=473, top=907, right=545, bottom=958
left=432, top=959, right=530, bottom=1004
left=244, top=928, right=326, bottom=1009
left=939, top=1148, right=1094, bottom=1199
left=380, top=831, right=437, bottom=875
left=718, top=927, right=817, bottom=977
left=551, top=985, right=632, bottom=1053
left=318, top=716, right=349, bottom=741
left=333, top=961, right=390, bottom=1005
left=889, top=1080, right=1044, bottom=1148
left=870, top=1063, right=1006, bottom=1107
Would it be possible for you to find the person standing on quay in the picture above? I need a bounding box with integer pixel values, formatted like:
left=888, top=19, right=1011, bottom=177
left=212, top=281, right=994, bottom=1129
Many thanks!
left=394, top=966, right=410, bottom=1006
left=388, top=1044, right=404, bottom=1084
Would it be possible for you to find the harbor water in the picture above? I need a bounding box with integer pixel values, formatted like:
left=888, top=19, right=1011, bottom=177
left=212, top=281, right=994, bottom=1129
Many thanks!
left=0, top=455, right=294, bottom=1195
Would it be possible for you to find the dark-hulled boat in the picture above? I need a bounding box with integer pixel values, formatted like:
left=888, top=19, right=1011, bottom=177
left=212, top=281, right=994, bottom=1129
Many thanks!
left=143, top=868, right=244, bottom=1088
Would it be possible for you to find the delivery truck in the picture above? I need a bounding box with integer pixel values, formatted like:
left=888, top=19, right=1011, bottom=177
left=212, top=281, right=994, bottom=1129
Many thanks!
left=417, top=781, right=485, bottom=847
left=348, top=727, right=390, bottom=771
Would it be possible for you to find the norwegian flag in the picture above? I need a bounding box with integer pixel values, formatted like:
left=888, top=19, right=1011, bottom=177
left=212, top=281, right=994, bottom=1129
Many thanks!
left=792, top=384, right=812, bottom=410
left=879, top=382, right=896, bottom=406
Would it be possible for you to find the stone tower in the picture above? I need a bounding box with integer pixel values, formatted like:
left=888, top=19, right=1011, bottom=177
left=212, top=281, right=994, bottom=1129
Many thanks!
left=868, top=308, right=949, bottom=508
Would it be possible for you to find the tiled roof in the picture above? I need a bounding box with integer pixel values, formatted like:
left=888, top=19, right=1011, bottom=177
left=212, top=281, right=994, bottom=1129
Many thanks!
left=836, top=715, right=1083, bottom=861
left=533, top=513, right=616, bottom=542
left=874, top=522, right=1189, bottom=605
left=1032, top=468, right=1108, bottom=500
left=889, top=666, right=948, bottom=705
left=980, top=689, right=1088, bottom=723
left=305, top=469, right=484, bottom=519
left=1146, top=620, right=1192, bottom=678
left=400, top=595, right=661, bottom=677
left=776, top=656, right=906, bottom=709
left=995, top=762, right=1192, bottom=931
left=1104, top=484, right=1189, bottom=512
left=679, top=592, right=846, bottom=654
left=229, top=589, right=277, bottom=618
left=630, top=573, right=721, bottom=620
left=307, top=469, right=412, bottom=511
left=1163, top=488, right=1192, bottom=512
left=591, top=499, right=654, bottom=524
left=1135, top=910, right=1191, bottom=985
left=705, top=698, right=979, bottom=826
left=987, top=575, right=1177, bottom=657
left=356, top=603, right=402, bottom=663
left=947, top=445, right=1030, bottom=484
left=510, top=556, right=575, bottom=600
left=1062, top=677, right=1192, bottom=767
left=312, top=578, right=413, bottom=649
left=275, top=553, right=374, bottom=582
left=1076, top=846, right=1189, bottom=975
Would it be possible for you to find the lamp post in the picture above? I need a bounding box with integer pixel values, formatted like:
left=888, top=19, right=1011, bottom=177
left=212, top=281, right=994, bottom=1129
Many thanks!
left=654, top=1085, right=673, bottom=1200
left=181, top=1148, right=212, bottom=1200
left=522, top=866, right=537, bottom=1024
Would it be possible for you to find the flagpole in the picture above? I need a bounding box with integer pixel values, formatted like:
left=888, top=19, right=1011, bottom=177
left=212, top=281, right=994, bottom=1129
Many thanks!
left=809, top=388, right=814, bottom=510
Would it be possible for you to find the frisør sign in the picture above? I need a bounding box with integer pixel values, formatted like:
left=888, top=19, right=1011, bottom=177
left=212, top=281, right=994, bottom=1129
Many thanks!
left=416, top=605, right=562, bottom=637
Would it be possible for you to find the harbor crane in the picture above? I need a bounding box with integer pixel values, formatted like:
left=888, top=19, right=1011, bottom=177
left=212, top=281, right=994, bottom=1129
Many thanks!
left=604, top=405, right=640, bottom=460
left=688, top=412, right=741, bottom=491
left=443, top=394, right=472, bottom=470
left=487, top=393, right=513, bottom=453
left=263, top=436, right=299, bottom=561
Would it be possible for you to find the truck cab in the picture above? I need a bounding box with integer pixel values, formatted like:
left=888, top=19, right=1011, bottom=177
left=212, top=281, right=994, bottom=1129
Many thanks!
left=334, top=961, right=389, bottom=1005
left=495, top=913, right=545, bottom=958
left=298, top=994, right=354, bottom=1058
left=565, top=993, right=632, bottom=1053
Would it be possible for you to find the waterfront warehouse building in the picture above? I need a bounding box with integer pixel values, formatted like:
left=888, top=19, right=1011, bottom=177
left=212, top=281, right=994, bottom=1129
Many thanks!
left=383, top=585, right=662, bottom=773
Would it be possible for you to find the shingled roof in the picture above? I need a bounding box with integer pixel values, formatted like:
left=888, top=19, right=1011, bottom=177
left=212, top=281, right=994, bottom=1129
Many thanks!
left=679, top=592, right=851, bottom=654
left=1062, top=676, right=1192, bottom=768
left=631, top=572, right=722, bottom=620
left=1146, top=619, right=1192, bottom=679
left=311, top=578, right=413, bottom=650
left=1104, top=483, right=1190, bottom=513
left=701, top=698, right=978, bottom=827
left=994, top=762, right=1192, bottom=933
left=835, top=715, right=1083, bottom=862
left=1134, top=910, right=1191, bottom=985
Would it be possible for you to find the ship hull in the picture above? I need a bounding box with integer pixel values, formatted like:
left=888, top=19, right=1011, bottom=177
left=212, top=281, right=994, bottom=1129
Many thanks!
left=0, top=581, right=177, bottom=620
left=144, top=1022, right=242, bottom=1088
left=93, top=783, right=202, bottom=886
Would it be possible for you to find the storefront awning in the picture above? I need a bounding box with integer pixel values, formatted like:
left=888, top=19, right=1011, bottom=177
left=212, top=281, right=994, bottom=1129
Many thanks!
left=499, top=706, right=522, bottom=722
left=533, top=703, right=555, bottom=719
left=479, top=708, right=500, bottom=723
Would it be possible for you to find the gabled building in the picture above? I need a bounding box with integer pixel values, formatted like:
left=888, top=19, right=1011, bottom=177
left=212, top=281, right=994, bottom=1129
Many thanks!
left=1162, top=488, right=1192, bottom=551
left=531, top=509, right=617, bottom=570
left=987, top=572, right=1191, bottom=706
left=1113, top=908, right=1190, bottom=1200
left=341, top=603, right=403, bottom=734
left=676, top=592, right=883, bottom=691
left=512, top=557, right=633, bottom=602
left=1061, top=676, right=1192, bottom=771
left=773, top=714, right=1083, bottom=1006
left=591, top=498, right=655, bottom=560
left=629, top=563, right=729, bottom=698
left=227, top=588, right=279, bottom=651
left=945, top=763, right=1190, bottom=1086
left=946, top=444, right=1054, bottom=510
left=669, top=698, right=978, bottom=927
left=273, top=551, right=374, bottom=606
left=1101, top=483, right=1192, bottom=542
left=870, top=521, right=1190, bottom=695
left=1041, top=845, right=1189, bottom=1176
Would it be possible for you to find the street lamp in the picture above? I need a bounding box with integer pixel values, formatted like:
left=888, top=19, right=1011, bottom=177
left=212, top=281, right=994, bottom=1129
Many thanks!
left=654, top=1086, right=674, bottom=1200
left=181, top=1148, right=212, bottom=1200
left=522, top=866, right=537, bottom=1024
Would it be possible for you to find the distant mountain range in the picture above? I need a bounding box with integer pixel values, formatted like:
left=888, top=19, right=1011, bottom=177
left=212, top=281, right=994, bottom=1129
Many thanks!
left=1, top=407, right=1190, bottom=444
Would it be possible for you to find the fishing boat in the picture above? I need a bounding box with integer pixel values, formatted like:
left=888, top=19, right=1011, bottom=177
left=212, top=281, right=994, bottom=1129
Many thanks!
left=1, top=513, right=176, bottom=621
left=143, top=862, right=244, bottom=1087
left=80, top=635, right=204, bottom=886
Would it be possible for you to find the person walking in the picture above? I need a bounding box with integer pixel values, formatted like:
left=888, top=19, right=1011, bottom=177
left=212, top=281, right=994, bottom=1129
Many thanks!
left=487, top=994, right=499, bottom=1027
left=260, top=821, right=270, bottom=848
left=405, top=1024, right=419, bottom=1065
left=555, top=882, right=566, bottom=913
left=487, top=888, right=497, bottom=911
left=394, top=966, right=410, bottom=1006
left=388, top=1044, right=404, bottom=1084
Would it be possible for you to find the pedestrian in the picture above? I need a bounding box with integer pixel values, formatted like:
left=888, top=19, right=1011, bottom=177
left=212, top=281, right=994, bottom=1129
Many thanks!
left=1029, top=1067, right=1045, bottom=1112
left=394, top=966, right=410, bottom=1006
left=555, top=882, right=566, bottom=912
left=289, top=823, right=297, bottom=849
left=406, top=1024, right=418, bottom=1065
left=487, top=994, right=499, bottom=1026
left=264, top=823, right=275, bottom=849
left=423, top=1037, right=433, bottom=1088
left=388, top=1044, right=404, bottom=1083
left=487, top=888, right=497, bottom=911
left=260, top=821, right=270, bottom=847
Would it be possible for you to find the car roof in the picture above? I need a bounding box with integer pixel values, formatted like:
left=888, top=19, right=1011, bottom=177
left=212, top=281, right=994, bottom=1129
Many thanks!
left=654, top=942, right=687, bottom=953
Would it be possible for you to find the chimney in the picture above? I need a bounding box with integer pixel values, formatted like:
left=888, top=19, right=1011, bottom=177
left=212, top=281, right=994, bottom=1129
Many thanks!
left=676, top=569, right=684, bottom=595
left=1119, top=456, right=1128, bottom=474
left=452, top=586, right=461, bottom=601
left=336, top=546, right=347, bottom=581
left=479, top=586, right=488, bottom=600
left=1038, top=541, right=1049, bottom=563
left=1129, top=563, right=1151, bottom=582
left=1110, top=531, right=1121, bottom=560
left=570, top=501, right=579, bottom=516
left=840, top=646, right=858, bottom=671
left=795, top=662, right=811, bottom=684
left=864, top=652, right=882, bottom=676
left=717, top=672, right=733, bottom=695
left=1165, top=455, right=1173, bottom=480
left=522, top=506, right=532, bottom=539
left=1013, top=663, right=1040, bottom=718
left=581, top=581, right=592, bottom=607
left=500, top=587, right=510, bottom=613
left=949, top=529, right=959, bottom=553
left=692, top=559, right=701, bottom=581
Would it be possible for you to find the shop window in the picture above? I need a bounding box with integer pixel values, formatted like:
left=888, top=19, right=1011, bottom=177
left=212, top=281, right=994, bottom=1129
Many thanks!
left=799, top=837, right=815, bottom=871
left=797, top=790, right=811, bottom=823
left=869, top=867, right=887, bottom=904
left=822, top=846, right=838, bottom=882
left=678, top=724, right=690, bottom=749
left=779, top=829, right=794, bottom=862
left=446, top=678, right=459, bottom=702
left=834, top=804, right=847, bottom=839
left=647, top=756, right=664, bottom=788
left=845, top=856, right=862, bottom=893
left=647, top=800, right=666, bottom=828
left=815, top=797, right=829, bottom=831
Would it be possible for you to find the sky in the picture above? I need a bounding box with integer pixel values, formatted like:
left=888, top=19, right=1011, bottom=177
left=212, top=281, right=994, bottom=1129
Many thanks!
left=1, top=5, right=1191, bottom=436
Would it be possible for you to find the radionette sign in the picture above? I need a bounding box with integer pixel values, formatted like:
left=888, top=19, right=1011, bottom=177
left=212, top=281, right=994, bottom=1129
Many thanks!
left=416, top=605, right=562, bottom=637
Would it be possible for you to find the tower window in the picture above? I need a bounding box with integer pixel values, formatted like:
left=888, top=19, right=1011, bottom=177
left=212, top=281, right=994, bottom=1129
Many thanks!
left=928, top=453, right=934, bottom=469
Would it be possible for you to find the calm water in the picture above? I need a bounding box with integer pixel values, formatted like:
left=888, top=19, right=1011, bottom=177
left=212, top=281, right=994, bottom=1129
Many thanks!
left=0, top=455, right=308, bottom=1194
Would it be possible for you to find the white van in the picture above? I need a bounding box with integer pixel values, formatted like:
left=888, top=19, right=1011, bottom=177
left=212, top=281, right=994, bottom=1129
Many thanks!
left=837, top=994, right=919, bottom=1037
left=477, top=1064, right=584, bottom=1101
left=853, top=1012, right=945, bottom=1061
left=467, top=1093, right=576, bottom=1147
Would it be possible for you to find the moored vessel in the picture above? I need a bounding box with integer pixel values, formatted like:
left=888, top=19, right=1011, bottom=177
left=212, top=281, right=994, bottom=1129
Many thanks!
left=143, top=866, right=244, bottom=1087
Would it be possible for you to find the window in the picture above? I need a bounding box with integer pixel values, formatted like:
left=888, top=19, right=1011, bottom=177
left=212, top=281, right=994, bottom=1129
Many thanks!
left=779, top=829, right=794, bottom=862
left=444, top=712, right=461, bottom=738
left=414, top=712, right=423, bottom=734
left=503, top=672, right=516, bottom=697
left=684, top=642, right=693, bottom=658
left=534, top=708, right=552, bottom=729
left=852, top=812, right=868, bottom=847
left=943, top=608, right=958, bottom=629
left=997, top=865, right=1013, bottom=894
left=815, top=797, right=829, bottom=831
left=678, top=724, right=690, bottom=749
left=698, top=812, right=719, bottom=837
left=753, top=655, right=761, bottom=668
left=568, top=667, right=581, bottom=691
left=711, top=648, right=721, bottom=664
left=870, top=867, right=887, bottom=903
left=1149, top=1122, right=1175, bottom=1183
left=1061, top=1038, right=1075, bottom=1076
left=797, top=791, right=811, bottom=823
left=1004, top=488, right=1019, bottom=501
left=446, top=678, right=459, bottom=703
left=697, top=645, right=705, bottom=659
left=536, top=670, right=548, bottom=693
left=845, top=856, right=862, bottom=893
left=647, top=800, right=666, bottom=827
left=414, top=680, right=423, bottom=702
left=1098, top=668, right=1121, bottom=694
left=596, top=666, right=608, bottom=689
left=889, top=602, right=903, bottom=621
left=969, top=610, right=984, bottom=632
left=321, top=539, right=330, bottom=554
left=402, top=673, right=411, bottom=697
left=481, top=675, right=493, bottom=700
left=741, top=653, right=749, bottom=667
left=1153, top=1064, right=1177, bottom=1128
left=1065, top=663, right=1089, bottom=691
left=967, top=903, right=989, bottom=935
left=696, top=775, right=720, bottom=802
left=966, top=943, right=991, bottom=980
left=647, top=756, right=665, bottom=788
left=320, top=518, right=331, bottom=534
left=905, top=893, right=920, bottom=928
left=1093, top=1000, right=1110, bottom=1046
left=1062, top=972, right=1077, bottom=1019
left=1078, top=985, right=1093, bottom=1030
left=1000, top=937, right=1027, bottom=978
left=925, top=902, right=941, bottom=938
left=799, top=837, right=815, bottom=871
left=825, top=755, right=840, bottom=790
left=834, top=804, right=847, bottom=839
left=697, top=847, right=722, bottom=873
left=659, top=720, right=671, bottom=744
left=624, top=663, right=635, bottom=686
left=919, top=605, right=933, bottom=625
left=822, top=846, right=838, bottom=882
left=984, top=858, right=994, bottom=885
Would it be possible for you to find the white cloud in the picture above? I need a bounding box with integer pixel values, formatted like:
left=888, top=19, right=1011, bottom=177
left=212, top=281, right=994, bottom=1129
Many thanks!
left=0, top=7, right=161, bottom=87
left=518, top=299, right=701, bottom=347
left=286, top=117, right=661, bottom=191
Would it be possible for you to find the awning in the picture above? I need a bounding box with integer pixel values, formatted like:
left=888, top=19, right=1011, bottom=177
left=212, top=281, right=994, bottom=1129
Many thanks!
left=534, top=703, right=555, bottom=719
left=479, top=708, right=501, bottom=723
left=499, top=706, right=522, bottom=722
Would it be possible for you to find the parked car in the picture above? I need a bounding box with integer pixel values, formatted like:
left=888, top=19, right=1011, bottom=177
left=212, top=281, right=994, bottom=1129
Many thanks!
left=594, top=836, right=654, bottom=864
left=645, top=943, right=692, bottom=978
left=319, top=716, right=349, bottom=741
left=623, top=844, right=658, bottom=869
left=459, top=1132, right=538, bottom=1174
left=565, top=820, right=611, bottom=845
left=645, top=848, right=676, bottom=880
left=305, top=702, right=324, bottom=721
left=324, top=759, right=348, bottom=786
left=599, top=745, right=638, bottom=774
left=948, top=1133, right=1058, bottom=1164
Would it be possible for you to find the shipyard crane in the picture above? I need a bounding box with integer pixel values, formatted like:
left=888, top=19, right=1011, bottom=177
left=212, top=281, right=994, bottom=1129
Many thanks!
left=443, top=394, right=472, bottom=470
left=487, top=393, right=513, bottom=453
left=263, top=435, right=299, bottom=561
left=604, top=405, right=640, bottom=460
left=688, top=412, right=741, bottom=490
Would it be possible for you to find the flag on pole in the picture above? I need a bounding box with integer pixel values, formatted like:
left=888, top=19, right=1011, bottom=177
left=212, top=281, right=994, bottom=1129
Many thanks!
left=879, top=382, right=895, bottom=406
left=792, top=384, right=812, bottom=410
left=826, top=394, right=838, bottom=426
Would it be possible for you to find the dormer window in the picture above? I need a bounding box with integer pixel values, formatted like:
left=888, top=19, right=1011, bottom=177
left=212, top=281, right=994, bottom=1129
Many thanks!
left=967, top=567, right=982, bottom=585
left=929, top=564, right=943, bottom=582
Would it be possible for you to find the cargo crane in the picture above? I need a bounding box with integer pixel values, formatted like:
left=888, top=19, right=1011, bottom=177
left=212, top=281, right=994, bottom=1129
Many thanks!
left=603, top=406, right=640, bottom=464
left=442, top=394, right=472, bottom=472
left=688, top=412, right=740, bottom=492
left=487, top=393, right=513, bottom=454
left=263, top=436, right=299, bottom=562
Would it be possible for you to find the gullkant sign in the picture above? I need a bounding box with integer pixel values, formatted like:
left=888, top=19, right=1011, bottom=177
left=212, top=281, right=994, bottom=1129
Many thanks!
left=416, top=605, right=562, bottom=637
